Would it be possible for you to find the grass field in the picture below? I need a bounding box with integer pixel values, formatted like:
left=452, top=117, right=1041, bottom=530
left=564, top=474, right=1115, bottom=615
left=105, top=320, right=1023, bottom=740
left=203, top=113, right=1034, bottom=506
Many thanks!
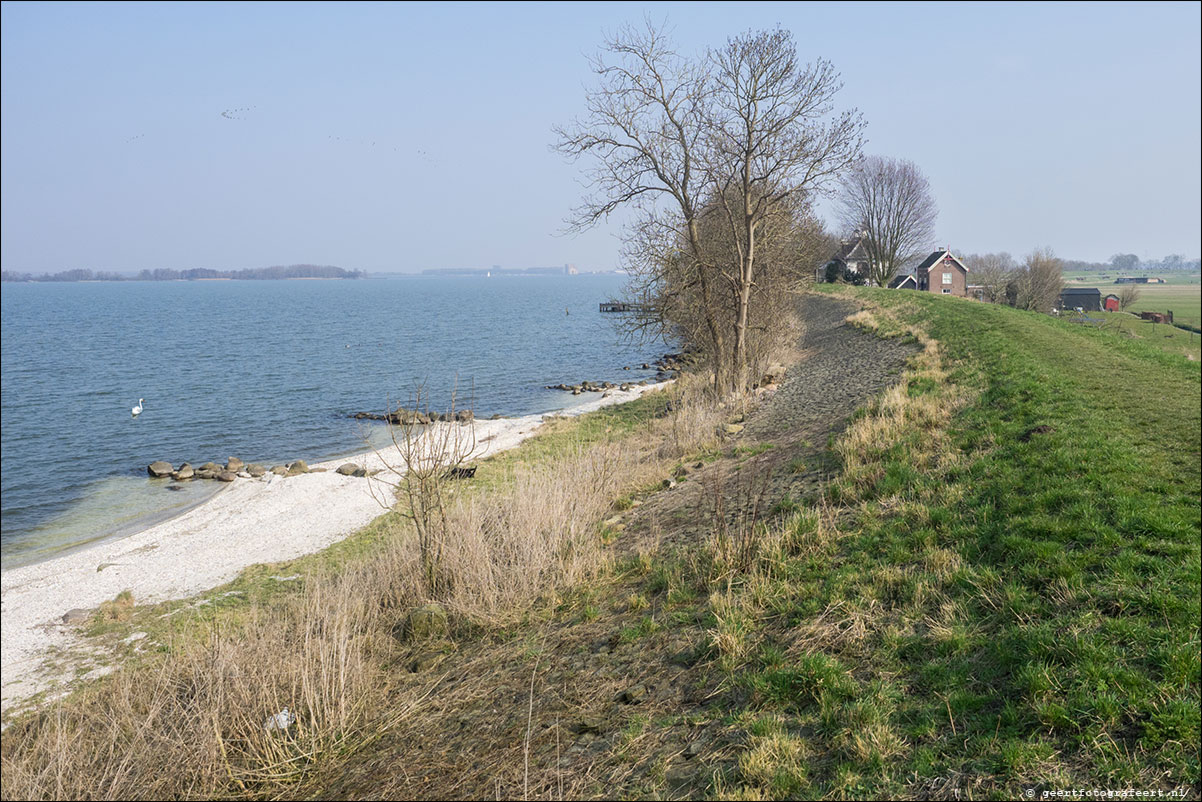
left=1125, top=284, right=1202, bottom=328
left=1063, top=270, right=1201, bottom=286
left=1062, top=272, right=1202, bottom=327
left=1067, top=311, right=1202, bottom=360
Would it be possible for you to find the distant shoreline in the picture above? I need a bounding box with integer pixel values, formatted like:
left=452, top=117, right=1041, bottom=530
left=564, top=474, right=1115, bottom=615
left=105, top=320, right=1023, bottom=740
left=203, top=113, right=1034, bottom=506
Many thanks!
left=1, top=264, right=364, bottom=283
left=2, top=272, right=624, bottom=283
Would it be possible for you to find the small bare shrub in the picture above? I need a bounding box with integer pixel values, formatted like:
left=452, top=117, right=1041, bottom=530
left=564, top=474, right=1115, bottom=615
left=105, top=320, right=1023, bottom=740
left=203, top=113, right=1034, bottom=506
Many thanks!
left=372, top=383, right=477, bottom=597
left=705, top=465, right=773, bottom=579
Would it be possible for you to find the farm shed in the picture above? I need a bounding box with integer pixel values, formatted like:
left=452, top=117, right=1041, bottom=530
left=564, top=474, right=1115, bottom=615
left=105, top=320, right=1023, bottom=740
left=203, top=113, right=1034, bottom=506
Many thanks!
left=1058, top=287, right=1102, bottom=312
left=1103, top=294, right=1120, bottom=311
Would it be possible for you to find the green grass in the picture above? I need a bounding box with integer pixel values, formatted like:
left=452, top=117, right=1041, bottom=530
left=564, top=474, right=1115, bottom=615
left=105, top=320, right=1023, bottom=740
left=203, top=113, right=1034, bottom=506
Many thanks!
left=1083, top=311, right=1202, bottom=361
left=707, top=288, right=1200, bottom=798
left=1124, top=283, right=1202, bottom=328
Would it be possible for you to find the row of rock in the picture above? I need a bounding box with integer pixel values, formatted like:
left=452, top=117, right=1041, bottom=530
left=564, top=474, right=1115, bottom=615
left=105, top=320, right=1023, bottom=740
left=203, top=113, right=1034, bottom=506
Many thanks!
left=351, top=408, right=485, bottom=425
left=551, top=352, right=691, bottom=394
left=545, top=379, right=652, bottom=395
left=625, top=351, right=688, bottom=374
left=147, top=457, right=314, bottom=483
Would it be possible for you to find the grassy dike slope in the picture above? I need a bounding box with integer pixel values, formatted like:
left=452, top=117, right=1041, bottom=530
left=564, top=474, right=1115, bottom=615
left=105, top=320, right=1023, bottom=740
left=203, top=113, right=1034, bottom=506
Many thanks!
left=783, top=288, right=1200, bottom=798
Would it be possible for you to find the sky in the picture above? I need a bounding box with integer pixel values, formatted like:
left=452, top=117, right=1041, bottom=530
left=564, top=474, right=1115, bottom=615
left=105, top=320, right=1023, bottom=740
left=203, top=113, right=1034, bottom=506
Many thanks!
left=2, top=1, right=1199, bottom=274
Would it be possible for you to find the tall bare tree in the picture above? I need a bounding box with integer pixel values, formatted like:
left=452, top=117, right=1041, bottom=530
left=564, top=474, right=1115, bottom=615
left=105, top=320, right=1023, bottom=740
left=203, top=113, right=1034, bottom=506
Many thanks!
left=705, top=29, right=864, bottom=386
left=1011, top=247, right=1065, bottom=311
left=553, top=22, right=728, bottom=384
left=836, top=155, right=938, bottom=287
left=556, top=22, right=864, bottom=394
left=962, top=251, right=1015, bottom=303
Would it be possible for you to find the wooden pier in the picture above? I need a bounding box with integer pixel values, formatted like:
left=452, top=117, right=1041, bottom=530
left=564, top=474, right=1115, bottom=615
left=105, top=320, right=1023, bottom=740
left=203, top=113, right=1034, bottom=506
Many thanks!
left=599, top=301, right=650, bottom=313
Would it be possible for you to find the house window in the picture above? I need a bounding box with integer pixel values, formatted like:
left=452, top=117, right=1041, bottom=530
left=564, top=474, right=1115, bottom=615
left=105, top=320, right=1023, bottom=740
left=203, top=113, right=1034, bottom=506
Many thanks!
left=942, top=272, right=953, bottom=284
left=942, top=288, right=951, bottom=294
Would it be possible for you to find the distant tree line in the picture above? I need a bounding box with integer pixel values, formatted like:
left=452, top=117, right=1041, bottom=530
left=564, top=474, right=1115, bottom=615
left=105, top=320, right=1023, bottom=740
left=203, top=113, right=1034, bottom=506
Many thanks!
left=1061, top=253, right=1200, bottom=273
left=1, top=264, right=364, bottom=282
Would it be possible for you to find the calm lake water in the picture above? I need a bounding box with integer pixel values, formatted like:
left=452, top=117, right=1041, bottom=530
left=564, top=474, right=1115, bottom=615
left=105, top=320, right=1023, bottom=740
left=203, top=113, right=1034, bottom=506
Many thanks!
left=0, top=274, right=664, bottom=567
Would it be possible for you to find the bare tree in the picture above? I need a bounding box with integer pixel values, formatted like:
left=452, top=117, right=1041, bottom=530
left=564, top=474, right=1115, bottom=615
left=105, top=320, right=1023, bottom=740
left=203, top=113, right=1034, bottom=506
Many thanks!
left=1118, top=283, right=1141, bottom=311
left=370, top=383, right=477, bottom=597
left=1011, top=247, right=1065, bottom=311
left=705, top=29, right=865, bottom=387
left=836, top=156, right=938, bottom=288
left=553, top=22, right=728, bottom=385
left=556, top=21, right=863, bottom=394
left=962, top=252, right=1015, bottom=303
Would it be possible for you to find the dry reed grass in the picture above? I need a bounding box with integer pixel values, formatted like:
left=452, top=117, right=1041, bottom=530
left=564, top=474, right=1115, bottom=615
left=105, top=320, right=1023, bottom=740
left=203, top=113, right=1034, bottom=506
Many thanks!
left=2, top=382, right=734, bottom=800
left=375, top=442, right=660, bottom=626
left=2, top=568, right=390, bottom=800
left=837, top=307, right=971, bottom=495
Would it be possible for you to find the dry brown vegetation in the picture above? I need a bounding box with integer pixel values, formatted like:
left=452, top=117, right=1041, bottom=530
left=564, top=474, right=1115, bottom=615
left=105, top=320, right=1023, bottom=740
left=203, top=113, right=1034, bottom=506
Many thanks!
left=0, top=373, right=734, bottom=801
left=838, top=306, right=971, bottom=491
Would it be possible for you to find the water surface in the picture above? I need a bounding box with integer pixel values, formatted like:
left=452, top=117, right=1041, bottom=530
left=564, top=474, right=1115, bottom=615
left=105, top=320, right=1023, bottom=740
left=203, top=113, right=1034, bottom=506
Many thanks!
left=1, top=275, right=664, bottom=566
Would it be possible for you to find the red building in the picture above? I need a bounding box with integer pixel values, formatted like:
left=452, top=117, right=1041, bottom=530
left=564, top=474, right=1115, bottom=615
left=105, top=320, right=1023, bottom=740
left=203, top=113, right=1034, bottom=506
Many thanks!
left=1103, top=294, right=1120, bottom=312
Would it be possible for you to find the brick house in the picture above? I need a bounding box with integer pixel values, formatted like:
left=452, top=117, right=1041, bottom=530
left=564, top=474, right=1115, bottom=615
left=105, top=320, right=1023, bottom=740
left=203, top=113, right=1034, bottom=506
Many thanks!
left=915, top=249, right=969, bottom=297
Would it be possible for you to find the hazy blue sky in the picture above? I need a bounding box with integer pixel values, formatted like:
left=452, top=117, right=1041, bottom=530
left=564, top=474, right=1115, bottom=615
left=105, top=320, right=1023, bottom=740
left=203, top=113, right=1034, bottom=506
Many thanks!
left=2, top=1, right=1199, bottom=273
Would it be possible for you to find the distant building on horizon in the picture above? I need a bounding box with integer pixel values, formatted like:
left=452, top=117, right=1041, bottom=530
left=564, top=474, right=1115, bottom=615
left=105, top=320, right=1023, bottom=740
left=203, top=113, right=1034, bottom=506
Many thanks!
left=422, top=262, right=584, bottom=277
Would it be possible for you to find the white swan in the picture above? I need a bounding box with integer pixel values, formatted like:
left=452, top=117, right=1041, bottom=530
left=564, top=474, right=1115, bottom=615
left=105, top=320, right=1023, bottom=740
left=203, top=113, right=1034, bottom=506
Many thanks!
left=132, top=399, right=144, bottom=417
